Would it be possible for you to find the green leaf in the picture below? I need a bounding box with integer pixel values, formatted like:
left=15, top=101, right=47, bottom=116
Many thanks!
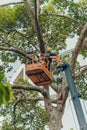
left=0, top=82, right=13, bottom=105
left=6, top=82, right=13, bottom=103
left=0, top=82, right=9, bottom=104
left=0, top=89, right=3, bottom=106
left=0, top=73, right=4, bottom=81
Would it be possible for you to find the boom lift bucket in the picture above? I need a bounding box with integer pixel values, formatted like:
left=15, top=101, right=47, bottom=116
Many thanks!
left=26, top=55, right=61, bottom=86
left=26, top=62, right=53, bottom=86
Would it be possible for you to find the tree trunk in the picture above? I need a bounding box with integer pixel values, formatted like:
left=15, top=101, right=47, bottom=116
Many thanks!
left=44, top=86, right=65, bottom=130
left=49, top=107, right=64, bottom=130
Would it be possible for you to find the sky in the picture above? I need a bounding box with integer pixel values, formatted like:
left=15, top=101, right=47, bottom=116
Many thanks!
left=0, top=0, right=87, bottom=130
left=0, top=0, right=22, bottom=5
left=0, top=0, right=79, bottom=5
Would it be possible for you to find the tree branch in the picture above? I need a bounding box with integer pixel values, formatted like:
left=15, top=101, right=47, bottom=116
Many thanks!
left=34, top=0, right=45, bottom=54
left=75, top=65, right=87, bottom=78
left=36, top=0, right=40, bottom=18
left=14, top=97, right=44, bottom=104
left=40, top=13, right=82, bottom=27
left=24, top=0, right=45, bottom=54
left=12, top=84, right=47, bottom=96
left=0, top=46, right=31, bottom=60
left=0, top=35, right=20, bottom=49
left=70, top=23, right=87, bottom=71
left=24, top=0, right=35, bottom=18
left=12, top=84, right=64, bottom=105
left=50, top=82, right=60, bottom=93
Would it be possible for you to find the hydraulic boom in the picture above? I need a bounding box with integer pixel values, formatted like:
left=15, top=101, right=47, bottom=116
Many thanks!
left=57, top=64, right=87, bottom=130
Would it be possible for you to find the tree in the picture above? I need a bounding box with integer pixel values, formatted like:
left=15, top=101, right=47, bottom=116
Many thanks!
left=0, top=0, right=87, bottom=130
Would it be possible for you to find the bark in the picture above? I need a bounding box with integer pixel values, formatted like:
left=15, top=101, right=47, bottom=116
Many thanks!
left=49, top=107, right=64, bottom=130
left=82, top=37, right=87, bottom=49
left=24, top=0, right=45, bottom=54
left=34, top=0, right=45, bottom=54
left=75, top=65, right=87, bottom=78
left=12, top=84, right=46, bottom=95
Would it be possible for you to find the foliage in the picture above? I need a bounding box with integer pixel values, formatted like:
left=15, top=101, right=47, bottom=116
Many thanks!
left=0, top=6, right=16, bottom=30
left=1, top=102, right=48, bottom=130
left=75, top=73, right=87, bottom=99
left=0, top=78, right=48, bottom=130
left=0, top=73, right=13, bottom=106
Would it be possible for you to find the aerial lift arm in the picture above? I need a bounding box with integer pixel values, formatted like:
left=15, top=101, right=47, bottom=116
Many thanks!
left=57, top=64, right=87, bottom=130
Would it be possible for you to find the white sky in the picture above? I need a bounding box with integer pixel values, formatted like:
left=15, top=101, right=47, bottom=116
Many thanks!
left=0, top=0, right=22, bottom=5
left=0, top=0, right=87, bottom=130
left=0, top=0, right=79, bottom=6
left=0, top=0, right=79, bottom=5
left=66, top=37, right=87, bottom=66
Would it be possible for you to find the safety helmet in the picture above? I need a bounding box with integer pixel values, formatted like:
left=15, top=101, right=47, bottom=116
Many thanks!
left=47, top=47, right=52, bottom=52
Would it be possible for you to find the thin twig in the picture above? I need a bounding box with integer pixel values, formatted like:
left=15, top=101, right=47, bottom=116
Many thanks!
left=40, top=13, right=83, bottom=27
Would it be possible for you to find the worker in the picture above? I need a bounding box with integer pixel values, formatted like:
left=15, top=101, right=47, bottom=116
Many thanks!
left=45, top=47, right=56, bottom=70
